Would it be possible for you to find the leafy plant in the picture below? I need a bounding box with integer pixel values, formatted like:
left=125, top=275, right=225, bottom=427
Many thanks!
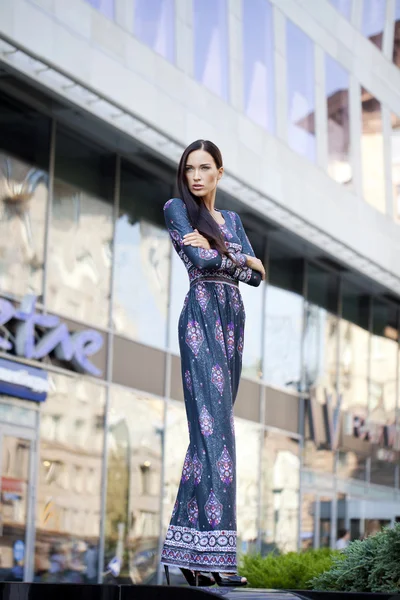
left=240, top=548, right=338, bottom=589
left=311, top=523, right=400, bottom=593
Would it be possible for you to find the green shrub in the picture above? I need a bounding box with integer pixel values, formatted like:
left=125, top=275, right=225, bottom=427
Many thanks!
left=240, top=548, right=338, bottom=589
left=311, top=523, right=400, bottom=593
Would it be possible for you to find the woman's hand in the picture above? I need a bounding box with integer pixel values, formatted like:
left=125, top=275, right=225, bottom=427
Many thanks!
left=244, top=255, right=266, bottom=280
left=183, top=229, right=211, bottom=249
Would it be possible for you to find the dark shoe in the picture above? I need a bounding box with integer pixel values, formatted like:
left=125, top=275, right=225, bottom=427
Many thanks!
left=164, top=565, right=170, bottom=586
left=212, top=572, right=247, bottom=587
left=180, top=568, right=214, bottom=587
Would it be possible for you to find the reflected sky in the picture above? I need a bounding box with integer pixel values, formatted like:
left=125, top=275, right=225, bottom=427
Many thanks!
left=85, top=0, right=114, bottom=19
left=134, top=0, right=175, bottom=62
left=329, top=0, right=352, bottom=20
left=286, top=20, right=316, bottom=162
left=193, top=0, right=229, bottom=100
left=243, top=0, right=275, bottom=132
left=362, top=0, right=386, bottom=47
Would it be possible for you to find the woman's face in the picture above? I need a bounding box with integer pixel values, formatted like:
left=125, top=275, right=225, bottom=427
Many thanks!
left=185, top=149, right=223, bottom=198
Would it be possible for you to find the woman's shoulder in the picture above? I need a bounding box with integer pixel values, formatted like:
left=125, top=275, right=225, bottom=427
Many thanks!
left=163, top=197, right=184, bottom=212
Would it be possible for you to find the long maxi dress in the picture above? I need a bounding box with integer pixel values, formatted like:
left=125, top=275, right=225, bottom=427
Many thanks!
left=161, top=197, right=262, bottom=573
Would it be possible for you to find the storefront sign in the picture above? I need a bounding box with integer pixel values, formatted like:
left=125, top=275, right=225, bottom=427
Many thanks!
left=0, top=295, right=103, bottom=377
left=0, top=358, right=49, bottom=401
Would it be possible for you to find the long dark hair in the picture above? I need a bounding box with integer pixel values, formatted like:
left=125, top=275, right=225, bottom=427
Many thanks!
left=177, top=139, right=228, bottom=256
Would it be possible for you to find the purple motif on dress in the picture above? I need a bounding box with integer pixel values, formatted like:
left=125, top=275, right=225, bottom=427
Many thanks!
left=172, top=498, right=179, bottom=518
left=230, top=287, right=241, bottom=315
left=227, top=211, right=237, bottom=231
left=184, top=370, right=192, bottom=394
left=215, top=319, right=226, bottom=357
left=199, top=248, right=218, bottom=260
left=199, top=405, right=214, bottom=437
left=195, top=282, right=211, bottom=314
left=217, top=446, right=234, bottom=485
left=237, top=328, right=244, bottom=358
left=211, top=364, right=225, bottom=396
left=187, top=496, right=199, bottom=525
left=185, top=321, right=204, bottom=356
left=227, top=323, right=235, bottom=360
left=215, top=283, right=226, bottom=305
left=205, top=490, right=223, bottom=528
left=192, top=452, right=203, bottom=486
left=181, top=448, right=192, bottom=483
left=164, top=198, right=174, bottom=211
left=219, top=223, right=233, bottom=239
left=230, top=412, right=235, bottom=436
left=170, top=229, right=182, bottom=246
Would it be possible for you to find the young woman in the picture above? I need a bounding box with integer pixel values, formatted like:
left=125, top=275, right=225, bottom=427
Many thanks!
left=161, top=140, right=265, bottom=588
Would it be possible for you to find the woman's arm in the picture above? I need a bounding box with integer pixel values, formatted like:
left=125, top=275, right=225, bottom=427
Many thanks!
left=232, top=212, right=265, bottom=285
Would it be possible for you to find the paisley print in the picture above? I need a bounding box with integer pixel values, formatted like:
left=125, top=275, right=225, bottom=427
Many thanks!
left=184, top=370, right=192, bottom=394
left=205, top=490, right=223, bottom=528
left=192, top=452, right=203, bottom=486
left=215, top=319, right=227, bottom=357
left=199, top=248, right=219, bottom=260
left=230, top=287, right=241, bottom=315
left=211, top=364, right=225, bottom=396
left=181, top=448, right=192, bottom=483
left=199, top=406, right=214, bottom=437
left=217, top=446, right=234, bottom=485
left=187, top=497, right=199, bottom=525
left=185, top=321, right=204, bottom=356
left=227, top=323, right=235, bottom=360
left=215, top=283, right=226, bottom=305
left=237, top=328, right=244, bottom=358
left=195, top=281, right=211, bottom=314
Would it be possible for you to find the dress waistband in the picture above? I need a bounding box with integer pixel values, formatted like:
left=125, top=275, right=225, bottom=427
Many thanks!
left=190, top=275, right=238, bottom=288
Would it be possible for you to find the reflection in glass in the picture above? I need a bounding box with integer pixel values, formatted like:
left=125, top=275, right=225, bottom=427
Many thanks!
left=193, top=0, right=229, bottom=100
left=301, top=494, right=315, bottom=549
left=236, top=419, right=261, bottom=553
left=286, top=20, right=316, bottom=161
left=393, top=0, right=400, bottom=67
left=242, top=0, right=275, bottom=131
left=113, top=162, right=171, bottom=348
left=106, top=387, right=163, bottom=584
left=260, top=431, right=299, bottom=553
left=370, top=457, right=395, bottom=487
left=361, top=88, right=385, bottom=212
left=169, top=249, right=188, bottom=354
left=329, top=0, right=352, bottom=20
left=85, top=0, right=115, bottom=19
left=362, top=0, right=386, bottom=49
left=391, top=112, right=400, bottom=219
left=241, top=277, right=264, bottom=379
left=337, top=451, right=366, bottom=481
left=47, top=128, right=114, bottom=328
left=370, top=300, right=398, bottom=426
left=35, top=374, right=105, bottom=583
left=325, top=55, right=351, bottom=185
left=0, top=434, right=31, bottom=581
left=134, top=0, right=175, bottom=63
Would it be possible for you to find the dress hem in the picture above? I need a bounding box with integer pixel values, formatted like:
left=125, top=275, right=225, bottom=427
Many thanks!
left=160, top=559, right=237, bottom=573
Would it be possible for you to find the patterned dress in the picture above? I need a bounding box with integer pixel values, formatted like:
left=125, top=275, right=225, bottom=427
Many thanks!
left=161, top=197, right=261, bottom=573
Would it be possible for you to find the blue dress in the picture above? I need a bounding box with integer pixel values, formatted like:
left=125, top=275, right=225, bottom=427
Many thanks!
left=161, top=197, right=261, bottom=573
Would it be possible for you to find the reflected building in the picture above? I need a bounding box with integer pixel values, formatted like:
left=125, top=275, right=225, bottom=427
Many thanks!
left=1, top=0, right=400, bottom=587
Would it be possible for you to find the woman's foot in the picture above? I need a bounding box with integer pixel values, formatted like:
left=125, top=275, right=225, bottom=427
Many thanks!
left=180, top=568, right=215, bottom=586
left=212, top=572, right=247, bottom=587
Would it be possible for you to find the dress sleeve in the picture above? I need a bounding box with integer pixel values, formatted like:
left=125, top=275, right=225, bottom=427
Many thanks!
left=164, top=198, right=259, bottom=286
left=231, top=212, right=263, bottom=287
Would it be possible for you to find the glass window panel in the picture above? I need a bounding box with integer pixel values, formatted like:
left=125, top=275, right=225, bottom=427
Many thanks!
left=134, top=0, right=175, bottom=63
left=0, top=91, right=50, bottom=298
left=260, top=431, right=300, bottom=553
left=35, top=374, right=105, bottom=582
left=112, top=161, right=171, bottom=349
left=325, top=55, right=351, bottom=185
left=394, top=0, right=400, bottom=67
left=361, top=87, right=385, bottom=212
left=370, top=300, right=398, bottom=425
left=236, top=419, right=262, bottom=553
left=242, top=0, right=275, bottom=131
left=391, top=112, right=400, bottom=220
left=84, top=0, right=115, bottom=19
left=307, top=264, right=339, bottom=314
left=337, top=451, right=367, bottom=481
left=169, top=249, right=188, bottom=354
left=105, top=387, right=163, bottom=583
left=329, top=0, right=352, bottom=20
left=286, top=20, right=316, bottom=162
left=339, top=282, right=370, bottom=415
left=362, top=0, right=386, bottom=49
left=264, top=250, right=304, bottom=391
left=47, top=127, right=114, bottom=328
left=193, top=0, right=229, bottom=100
left=370, top=456, right=396, bottom=487
left=301, top=493, right=316, bottom=549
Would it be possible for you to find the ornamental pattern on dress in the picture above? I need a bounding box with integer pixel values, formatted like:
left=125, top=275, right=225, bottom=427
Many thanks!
left=215, top=319, right=226, bottom=357
left=227, top=211, right=237, bottom=231
left=205, top=490, right=223, bottom=528
left=217, top=446, right=234, bottom=485
left=184, top=370, right=192, bottom=394
left=227, top=323, right=235, bottom=360
left=199, top=405, right=214, bottom=437
left=161, top=547, right=237, bottom=572
left=170, top=229, right=182, bottom=246
left=230, top=412, right=235, bottom=436
left=178, top=249, right=193, bottom=271
left=172, top=499, right=179, bottom=518
left=192, top=452, right=203, bottom=486
left=164, top=525, right=237, bottom=553
left=199, top=248, right=219, bottom=260
left=195, top=281, right=211, bottom=314
left=230, top=287, right=241, bottom=315
left=181, top=448, right=193, bottom=483
left=215, top=283, right=226, bottom=305
left=164, top=198, right=174, bottom=211
left=237, top=328, right=244, bottom=358
left=219, top=223, right=233, bottom=239
left=185, top=321, right=204, bottom=356
left=187, top=497, right=199, bottom=525
left=211, top=364, right=225, bottom=396
left=236, top=266, right=252, bottom=283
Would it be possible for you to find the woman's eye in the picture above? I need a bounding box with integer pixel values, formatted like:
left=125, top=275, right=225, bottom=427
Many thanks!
left=201, top=166, right=210, bottom=170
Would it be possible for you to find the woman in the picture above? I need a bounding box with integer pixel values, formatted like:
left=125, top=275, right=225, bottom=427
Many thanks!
left=161, top=140, right=265, bottom=588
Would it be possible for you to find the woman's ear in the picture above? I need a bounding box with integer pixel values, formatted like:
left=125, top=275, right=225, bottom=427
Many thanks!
left=217, top=166, right=224, bottom=181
